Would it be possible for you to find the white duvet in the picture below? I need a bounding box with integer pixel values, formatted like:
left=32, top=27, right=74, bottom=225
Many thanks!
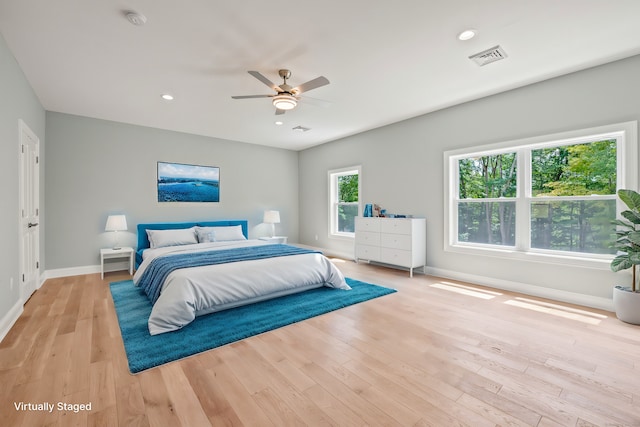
left=133, top=240, right=350, bottom=335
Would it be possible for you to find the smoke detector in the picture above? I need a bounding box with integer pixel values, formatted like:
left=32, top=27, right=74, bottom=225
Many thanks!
left=469, top=45, right=507, bottom=66
left=292, top=126, right=311, bottom=132
left=125, top=11, right=147, bottom=26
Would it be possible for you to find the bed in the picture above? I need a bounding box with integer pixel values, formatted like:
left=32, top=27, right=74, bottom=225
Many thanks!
left=133, top=220, right=350, bottom=335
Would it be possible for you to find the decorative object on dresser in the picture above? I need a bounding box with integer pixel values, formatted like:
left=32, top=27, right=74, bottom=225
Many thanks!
left=105, top=214, right=128, bottom=249
left=355, top=216, right=426, bottom=277
left=363, top=203, right=383, bottom=217
left=263, top=210, right=281, bottom=237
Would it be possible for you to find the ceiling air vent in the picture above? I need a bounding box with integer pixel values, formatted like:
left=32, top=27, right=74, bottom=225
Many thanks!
left=469, top=45, right=507, bottom=66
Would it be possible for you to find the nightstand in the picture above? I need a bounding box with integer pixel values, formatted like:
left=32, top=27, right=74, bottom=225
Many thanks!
left=100, top=247, right=134, bottom=279
left=259, top=236, right=288, bottom=244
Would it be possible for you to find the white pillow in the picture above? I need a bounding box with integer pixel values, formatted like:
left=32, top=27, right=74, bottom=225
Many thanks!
left=197, top=225, right=246, bottom=242
left=195, top=226, right=216, bottom=243
left=146, top=227, right=198, bottom=249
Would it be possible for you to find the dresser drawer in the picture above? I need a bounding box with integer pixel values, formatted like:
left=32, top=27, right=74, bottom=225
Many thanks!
left=355, top=217, right=381, bottom=232
left=355, top=244, right=381, bottom=262
left=355, top=231, right=381, bottom=246
left=381, top=219, right=412, bottom=235
left=380, top=233, right=412, bottom=250
left=380, top=247, right=412, bottom=267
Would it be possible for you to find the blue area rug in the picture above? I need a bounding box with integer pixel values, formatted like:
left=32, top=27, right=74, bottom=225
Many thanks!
left=110, top=278, right=396, bottom=373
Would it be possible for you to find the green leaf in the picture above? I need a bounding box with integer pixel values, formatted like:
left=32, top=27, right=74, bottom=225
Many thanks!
left=616, top=232, right=632, bottom=240
left=618, top=189, right=640, bottom=211
left=613, top=241, right=629, bottom=248
left=613, top=219, right=636, bottom=230
left=621, top=210, right=640, bottom=225
left=611, top=255, right=633, bottom=272
left=628, top=231, right=640, bottom=246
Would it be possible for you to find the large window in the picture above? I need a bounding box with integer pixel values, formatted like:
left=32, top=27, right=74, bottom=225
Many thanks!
left=329, top=166, right=361, bottom=238
left=445, top=122, right=637, bottom=265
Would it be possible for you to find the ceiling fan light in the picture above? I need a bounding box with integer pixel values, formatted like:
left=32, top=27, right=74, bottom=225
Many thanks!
left=272, top=94, right=297, bottom=110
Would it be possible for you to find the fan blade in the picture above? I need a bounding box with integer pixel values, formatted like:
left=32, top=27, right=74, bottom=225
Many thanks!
left=299, top=95, right=332, bottom=108
left=231, top=95, right=273, bottom=99
left=294, top=76, right=330, bottom=94
left=248, top=71, right=282, bottom=91
left=275, top=108, right=286, bottom=115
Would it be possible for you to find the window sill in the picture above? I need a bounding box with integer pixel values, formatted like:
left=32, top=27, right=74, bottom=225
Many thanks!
left=445, top=243, right=612, bottom=271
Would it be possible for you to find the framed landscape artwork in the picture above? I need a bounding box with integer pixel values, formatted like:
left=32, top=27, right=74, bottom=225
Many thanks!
left=157, top=161, right=220, bottom=202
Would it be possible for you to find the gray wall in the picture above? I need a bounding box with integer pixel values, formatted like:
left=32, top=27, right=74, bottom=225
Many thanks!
left=0, top=33, right=46, bottom=318
left=45, top=112, right=299, bottom=270
left=299, top=54, right=640, bottom=303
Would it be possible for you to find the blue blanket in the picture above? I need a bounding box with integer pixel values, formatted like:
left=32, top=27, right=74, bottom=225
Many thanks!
left=138, top=244, right=321, bottom=305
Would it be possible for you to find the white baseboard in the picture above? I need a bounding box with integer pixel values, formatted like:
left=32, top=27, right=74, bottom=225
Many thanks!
left=43, top=261, right=131, bottom=281
left=295, top=243, right=354, bottom=261
left=425, top=266, right=614, bottom=312
left=0, top=299, right=23, bottom=344
left=44, top=264, right=101, bottom=280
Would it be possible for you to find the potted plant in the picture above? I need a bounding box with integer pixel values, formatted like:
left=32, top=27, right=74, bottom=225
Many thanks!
left=611, top=189, right=640, bottom=324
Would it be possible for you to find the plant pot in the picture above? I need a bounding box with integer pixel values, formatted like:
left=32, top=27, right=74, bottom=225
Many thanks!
left=612, top=286, right=640, bottom=325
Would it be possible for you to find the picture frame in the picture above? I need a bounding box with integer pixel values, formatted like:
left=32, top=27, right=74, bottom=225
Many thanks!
left=157, top=161, right=220, bottom=202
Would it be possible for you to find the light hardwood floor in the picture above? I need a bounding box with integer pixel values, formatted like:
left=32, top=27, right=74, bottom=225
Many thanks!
left=1, top=260, right=639, bottom=427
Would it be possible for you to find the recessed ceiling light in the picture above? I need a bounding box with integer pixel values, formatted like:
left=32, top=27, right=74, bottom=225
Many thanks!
left=275, top=121, right=284, bottom=126
left=458, top=29, right=477, bottom=41
left=161, top=94, right=174, bottom=101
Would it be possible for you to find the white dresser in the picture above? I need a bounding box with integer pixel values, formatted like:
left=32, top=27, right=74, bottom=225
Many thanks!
left=355, top=217, right=426, bottom=277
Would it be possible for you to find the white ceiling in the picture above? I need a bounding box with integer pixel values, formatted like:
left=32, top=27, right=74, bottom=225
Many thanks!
left=2, top=1, right=640, bottom=151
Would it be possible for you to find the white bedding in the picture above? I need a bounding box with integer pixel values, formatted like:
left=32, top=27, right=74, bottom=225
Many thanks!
left=133, top=240, right=350, bottom=335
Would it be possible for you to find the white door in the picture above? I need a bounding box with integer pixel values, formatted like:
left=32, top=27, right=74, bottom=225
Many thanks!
left=19, top=120, right=40, bottom=303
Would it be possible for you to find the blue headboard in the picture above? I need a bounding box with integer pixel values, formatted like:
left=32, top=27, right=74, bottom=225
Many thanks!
left=135, top=220, right=248, bottom=267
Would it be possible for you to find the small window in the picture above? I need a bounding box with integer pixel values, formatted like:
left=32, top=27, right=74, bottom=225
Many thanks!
left=457, top=152, right=517, bottom=246
left=529, top=140, right=617, bottom=254
left=329, top=166, right=361, bottom=238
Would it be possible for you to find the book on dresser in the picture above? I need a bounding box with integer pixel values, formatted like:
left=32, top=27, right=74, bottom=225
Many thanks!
left=354, top=216, right=426, bottom=277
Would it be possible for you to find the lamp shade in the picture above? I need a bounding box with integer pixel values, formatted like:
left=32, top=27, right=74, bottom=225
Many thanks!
left=105, top=215, right=128, bottom=232
left=263, top=210, right=280, bottom=224
left=272, top=94, right=297, bottom=110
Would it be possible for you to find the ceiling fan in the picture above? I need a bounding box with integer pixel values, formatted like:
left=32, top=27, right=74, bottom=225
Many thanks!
left=232, top=69, right=330, bottom=115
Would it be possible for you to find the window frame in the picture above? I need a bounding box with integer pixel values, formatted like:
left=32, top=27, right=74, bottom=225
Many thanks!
left=444, top=121, right=638, bottom=268
left=328, top=166, right=362, bottom=240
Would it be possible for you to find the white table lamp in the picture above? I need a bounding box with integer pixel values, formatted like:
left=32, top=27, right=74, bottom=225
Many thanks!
left=263, top=210, right=280, bottom=237
left=105, top=214, right=128, bottom=249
